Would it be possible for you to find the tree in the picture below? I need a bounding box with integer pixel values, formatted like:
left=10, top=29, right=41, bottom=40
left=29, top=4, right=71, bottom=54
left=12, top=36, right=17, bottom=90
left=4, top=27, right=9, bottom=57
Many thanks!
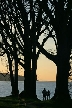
left=1, top=0, right=52, bottom=98
left=37, top=0, right=72, bottom=99
left=0, top=0, right=24, bottom=96
left=0, top=40, right=19, bottom=96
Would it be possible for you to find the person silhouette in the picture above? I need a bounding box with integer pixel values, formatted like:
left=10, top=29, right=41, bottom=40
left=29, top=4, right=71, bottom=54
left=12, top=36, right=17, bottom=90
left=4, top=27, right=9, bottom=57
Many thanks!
left=42, top=88, right=47, bottom=101
left=47, top=90, right=50, bottom=100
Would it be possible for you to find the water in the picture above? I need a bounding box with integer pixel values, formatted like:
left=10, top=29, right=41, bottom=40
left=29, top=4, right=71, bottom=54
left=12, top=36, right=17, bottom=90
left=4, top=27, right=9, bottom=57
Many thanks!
left=0, top=81, right=72, bottom=100
left=36, top=81, right=56, bottom=100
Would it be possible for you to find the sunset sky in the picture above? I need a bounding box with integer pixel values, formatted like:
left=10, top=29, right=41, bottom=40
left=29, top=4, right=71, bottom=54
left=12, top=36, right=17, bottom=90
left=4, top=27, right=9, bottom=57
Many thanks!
left=0, top=36, right=57, bottom=81
left=37, top=54, right=57, bottom=81
left=37, top=33, right=57, bottom=81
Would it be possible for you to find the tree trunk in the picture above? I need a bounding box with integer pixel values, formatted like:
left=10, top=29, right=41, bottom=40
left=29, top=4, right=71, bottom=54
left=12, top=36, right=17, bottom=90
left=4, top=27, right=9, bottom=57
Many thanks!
left=30, top=35, right=37, bottom=98
left=30, top=8, right=37, bottom=98
left=24, top=5, right=37, bottom=98
left=14, top=57, right=19, bottom=96
left=8, top=57, right=15, bottom=96
left=24, top=31, right=32, bottom=98
left=53, top=35, right=71, bottom=100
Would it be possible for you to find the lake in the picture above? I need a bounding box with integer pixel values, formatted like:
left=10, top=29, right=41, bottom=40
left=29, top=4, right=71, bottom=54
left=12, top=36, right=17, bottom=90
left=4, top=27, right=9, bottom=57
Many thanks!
left=0, top=81, right=72, bottom=100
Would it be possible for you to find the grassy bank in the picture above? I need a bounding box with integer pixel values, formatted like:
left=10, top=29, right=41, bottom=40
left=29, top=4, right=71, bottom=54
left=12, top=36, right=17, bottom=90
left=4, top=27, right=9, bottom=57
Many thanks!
left=0, top=96, right=72, bottom=108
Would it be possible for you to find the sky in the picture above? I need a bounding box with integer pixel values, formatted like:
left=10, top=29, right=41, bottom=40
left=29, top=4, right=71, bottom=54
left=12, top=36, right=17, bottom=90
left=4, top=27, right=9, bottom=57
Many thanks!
left=37, top=54, right=57, bottom=81
left=37, top=37, right=57, bottom=81
left=0, top=36, right=57, bottom=81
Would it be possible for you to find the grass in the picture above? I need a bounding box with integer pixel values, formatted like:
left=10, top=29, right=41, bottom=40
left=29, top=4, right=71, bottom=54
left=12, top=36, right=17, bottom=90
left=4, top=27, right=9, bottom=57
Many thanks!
left=0, top=96, right=72, bottom=108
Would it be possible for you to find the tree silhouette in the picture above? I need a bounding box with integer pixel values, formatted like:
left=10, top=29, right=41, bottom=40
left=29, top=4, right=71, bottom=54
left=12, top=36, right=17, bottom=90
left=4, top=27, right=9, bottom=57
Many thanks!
left=1, top=0, right=72, bottom=99
left=1, top=0, right=53, bottom=98
left=0, top=41, right=19, bottom=96
left=37, top=0, right=72, bottom=99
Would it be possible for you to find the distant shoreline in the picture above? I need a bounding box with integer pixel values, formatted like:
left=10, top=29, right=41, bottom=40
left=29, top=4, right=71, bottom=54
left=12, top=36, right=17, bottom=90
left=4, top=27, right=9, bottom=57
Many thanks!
left=0, top=73, right=39, bottom=81
left=0, top=81, right=57, bottom=82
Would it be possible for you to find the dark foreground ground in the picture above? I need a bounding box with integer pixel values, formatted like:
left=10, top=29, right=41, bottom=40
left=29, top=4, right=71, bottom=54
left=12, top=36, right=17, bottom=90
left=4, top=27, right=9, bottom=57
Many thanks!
left=0, top=96, right=72, bottom=108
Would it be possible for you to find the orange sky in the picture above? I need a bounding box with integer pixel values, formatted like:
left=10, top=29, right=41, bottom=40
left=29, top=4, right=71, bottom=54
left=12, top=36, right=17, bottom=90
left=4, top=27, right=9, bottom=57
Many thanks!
left=37, top=54, right=57, bottom=81
left=0, top=36, right=57, bottom=81
left=36, top=35, right=57, bottom=81
left=0, top=53, right=57, bottom=81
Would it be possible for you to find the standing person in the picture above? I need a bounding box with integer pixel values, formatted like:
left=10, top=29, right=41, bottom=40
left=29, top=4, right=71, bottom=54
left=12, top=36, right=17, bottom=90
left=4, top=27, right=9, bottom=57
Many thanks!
left=47, top=90, right=50, bottom=100
left=42, top=88, right=47, bottom=101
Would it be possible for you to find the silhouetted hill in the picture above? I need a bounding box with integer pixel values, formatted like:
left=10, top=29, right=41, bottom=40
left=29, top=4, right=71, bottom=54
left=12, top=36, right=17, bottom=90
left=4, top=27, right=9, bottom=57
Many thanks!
left=0, top=73, right=38, bottom=81
left=0, top=73, right=24, bottom=81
